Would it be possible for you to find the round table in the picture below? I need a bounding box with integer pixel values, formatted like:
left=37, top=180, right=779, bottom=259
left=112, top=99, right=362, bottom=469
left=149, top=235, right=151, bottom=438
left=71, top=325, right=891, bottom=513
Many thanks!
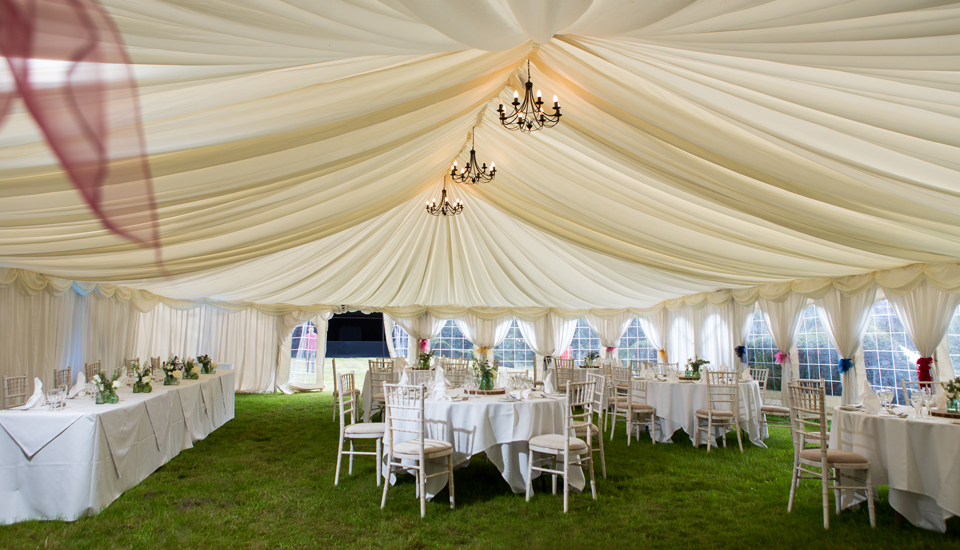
left=829, top=405, right=960, bottom=532
left=382, top=389, right=586, bottom=498
left=641, top=379, right=767, bottom=447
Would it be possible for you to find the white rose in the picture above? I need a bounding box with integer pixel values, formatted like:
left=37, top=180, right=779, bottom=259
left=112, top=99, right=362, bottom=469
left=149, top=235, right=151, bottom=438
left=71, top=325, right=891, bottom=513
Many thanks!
left=112, top=380, right=120, bottom=389
left=93, top=375, right=101, bottom=383
left=173, top=370, right=182, bottom=379
left=212, top=362, right=218, bottom=368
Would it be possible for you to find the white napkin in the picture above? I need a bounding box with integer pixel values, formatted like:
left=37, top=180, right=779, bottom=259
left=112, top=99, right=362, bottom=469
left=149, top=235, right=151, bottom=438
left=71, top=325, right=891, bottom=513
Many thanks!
left=398, top=370, right=409, bottom=386
left=858, top=378, right=881, bottom=415
left=496, top=371, right=509, bottom=389
left=393, top=357, right=408, bottom=370
left=508, top=389, right=545, bottom=400
left=430, top=366, right=450, bottom=401
left=118, top=373, right=132, bottom=387
left=741, top=370, right=753, bottom=382
left=543, top=369, right=557, bottom=394
left=68, top=371, right=86, bottom=398
left=645, top=367, right=655, bottom=380
left=23, top=378, right=46, bottom=410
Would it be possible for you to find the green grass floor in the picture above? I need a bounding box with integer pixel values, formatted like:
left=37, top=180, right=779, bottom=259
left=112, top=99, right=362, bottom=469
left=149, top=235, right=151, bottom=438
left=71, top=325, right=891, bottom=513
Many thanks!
left=3, top=392, right=958, bottom=550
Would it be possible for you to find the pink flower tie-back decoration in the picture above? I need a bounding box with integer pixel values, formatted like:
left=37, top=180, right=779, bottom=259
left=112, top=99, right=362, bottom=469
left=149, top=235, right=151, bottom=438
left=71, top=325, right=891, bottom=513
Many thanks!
left=0, top=0, right=162, bottom=261
left=774, top=350, right=790, bottom=365
left=418, top=338, right=430, bottom=353
left=605, top=346, right=616, bottom=355
left=916, top=357, right=934, bottom=382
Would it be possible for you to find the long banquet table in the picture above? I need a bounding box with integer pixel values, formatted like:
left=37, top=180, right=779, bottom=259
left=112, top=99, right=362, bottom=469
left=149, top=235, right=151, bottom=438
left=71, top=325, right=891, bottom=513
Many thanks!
left=0, top=370, right=235, bottom=524
left=829, top=405, right=960, bottom=532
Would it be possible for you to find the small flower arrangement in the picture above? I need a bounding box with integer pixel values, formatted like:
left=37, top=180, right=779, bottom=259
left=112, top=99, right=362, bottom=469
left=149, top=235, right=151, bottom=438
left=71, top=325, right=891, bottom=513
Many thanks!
left=132, top=360, right=153, bottom=393
left=583, top=351, right=600, bottom=367
left=942, top=376, right=960, bottom=400
left=413, top=339, right=433, bottom=370
left=183, top=358, right=200, bottom=380
left=685, top=355, right=710, bottom=376
left=93, top=368, right=122, bottom=404
left=471, top=354, right=496, bottom=390
left=197, top=354, right=217, bottom=374
left=162, top=356, right=183, bottom=386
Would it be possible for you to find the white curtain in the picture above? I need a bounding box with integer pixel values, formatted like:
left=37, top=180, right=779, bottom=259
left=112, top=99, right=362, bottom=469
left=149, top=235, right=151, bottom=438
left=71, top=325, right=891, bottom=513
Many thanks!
left=815, top=283, right=878, bottom=405
left=393, top=313, right=446, bottom=363
left=732, top=302, right=758, bottom=372
left=517, top=313, right=578, bottom=378
left=383, top=314, right=397, bottom=357
left=696, top=303, right=735, bottom=370
left=758, top=293, right=809, bottom=409
left=72, top=289, right=140, bottom=379
left=0, top=284, right=78, bottom=388
left=278, top=310, right=334, bottom=393
left=666, top=307, right=696, bottom=368
left=638, top=308, right=667, bottom=362
left=455, top=313, right=512, bottom=363
left=583, top=311, right=633, bottom=359
left=885, top=279, right=960, bottom=381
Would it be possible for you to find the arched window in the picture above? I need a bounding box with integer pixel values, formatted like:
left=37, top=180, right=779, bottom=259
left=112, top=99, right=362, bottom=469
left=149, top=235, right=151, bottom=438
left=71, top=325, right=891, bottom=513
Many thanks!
left=796, top=305, right=842, bottom=397
left=744, top=313, right=780, bottom=390
left=289, top=321, right=318, bottom=384
left=563, top=318, right=599, bottom=363
left=430, top=320, right=473, bottom=359
left=494, top=320, right=535, bottom=371
left=863, top=300, right=918, bottom=404
left=618, top=318, right=658, bottom=362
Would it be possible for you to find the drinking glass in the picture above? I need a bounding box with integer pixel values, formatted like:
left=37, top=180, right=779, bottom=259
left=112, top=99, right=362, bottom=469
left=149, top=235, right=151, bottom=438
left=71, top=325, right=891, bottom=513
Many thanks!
left=923, top=388, right=937, bottom=416
left=909, top=389, right=924, bottom=417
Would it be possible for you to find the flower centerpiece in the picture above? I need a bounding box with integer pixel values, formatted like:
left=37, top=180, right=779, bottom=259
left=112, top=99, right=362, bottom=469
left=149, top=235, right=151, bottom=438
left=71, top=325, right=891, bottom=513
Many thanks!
left=942, top=376, right=960, bottom=413
left=685, top=355, right=710, bottom=378
left=415, top=339, right=433, bottom=370
left=93, top=368, right=121, bottom=404
left=471, top=354, right=496, bottom=391
left=197, top=354, right=217, bottom=374
left=583, top=351, right=600, bottom=367
left=162, top=356, right=183, bottom=386
left=182, top=358, right=200, bottom=380
left=132, top=360, right=153, bottom=393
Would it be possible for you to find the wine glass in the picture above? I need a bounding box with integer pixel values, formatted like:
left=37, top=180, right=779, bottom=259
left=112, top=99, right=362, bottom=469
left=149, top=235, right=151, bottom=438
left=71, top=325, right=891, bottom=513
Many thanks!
left=909, top=389, right=924, bottom=417
left=923, top=388, right=937, bottom=416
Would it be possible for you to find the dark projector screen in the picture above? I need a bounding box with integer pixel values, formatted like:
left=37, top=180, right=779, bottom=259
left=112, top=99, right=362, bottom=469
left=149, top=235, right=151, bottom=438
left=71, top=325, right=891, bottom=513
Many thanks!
left=326, top=311, right=389, bottom=358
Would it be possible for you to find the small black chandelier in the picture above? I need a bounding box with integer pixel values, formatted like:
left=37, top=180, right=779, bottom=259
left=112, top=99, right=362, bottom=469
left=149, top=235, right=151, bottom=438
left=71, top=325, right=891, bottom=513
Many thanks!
left=498, top=60, right=561, bottom=133
left=425, top=178, right=464, bottom=217
left=450, top=128, right=496, bottom=185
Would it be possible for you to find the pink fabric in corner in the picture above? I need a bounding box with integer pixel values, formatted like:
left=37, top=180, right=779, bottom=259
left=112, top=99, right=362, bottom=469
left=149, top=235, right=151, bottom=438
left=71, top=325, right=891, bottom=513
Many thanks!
left=0, top=0, right=161, bottom=258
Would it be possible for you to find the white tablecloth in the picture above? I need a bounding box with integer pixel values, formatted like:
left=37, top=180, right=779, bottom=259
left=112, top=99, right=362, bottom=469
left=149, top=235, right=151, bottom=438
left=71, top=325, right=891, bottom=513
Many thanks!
left=0, top=371, right=235, bottom=524
left=641, top=380, right=767, bottom=447
left=383, top=389, right=585, bottom=498
left=829, top=406, right=960, bottom=532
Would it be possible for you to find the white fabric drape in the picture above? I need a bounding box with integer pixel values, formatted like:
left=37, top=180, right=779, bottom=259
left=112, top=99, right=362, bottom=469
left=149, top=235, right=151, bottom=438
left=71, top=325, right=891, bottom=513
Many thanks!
left=696, top=303, right=736, bottom=370
left=733, top=302, right=758, bottom=372
left=583, top=311, right=633, bottom=359
left=758, top=294, right=809, bottom=409
left=0, top=284, right=78, bottom=389
left=885, top=279, right=960, bottom=381
left=454, top=313, right=512, bottom=363
left=72, top=290, right=140, bottom=379
left=383, top=314, right=397, bottom=358
left=666, top=307, right=696, bottom=369
left=517, top=313, right=578, bottom=377
left=279, top=310, right=334, bottom=393
left=393, top=313, right=446, bottom=363
left=814, top=283, right=878, bottom=405
left=638, top=309, right=667, bottom=362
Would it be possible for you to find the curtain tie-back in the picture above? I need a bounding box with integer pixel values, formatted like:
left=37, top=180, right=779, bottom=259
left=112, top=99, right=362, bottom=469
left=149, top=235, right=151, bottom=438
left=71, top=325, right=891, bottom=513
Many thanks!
left=774, top=351, right=790, bottom=365
left=476, top=346, right=489, bottom=356
left=657, top=349, right=667, bottom=362
left=917, top=357, right=934, bottom=382
left=734, top=346, right=746, bottom=363
left=838, top=358, right=854, bottom=373
left=605, top=346, right=616, bottom=354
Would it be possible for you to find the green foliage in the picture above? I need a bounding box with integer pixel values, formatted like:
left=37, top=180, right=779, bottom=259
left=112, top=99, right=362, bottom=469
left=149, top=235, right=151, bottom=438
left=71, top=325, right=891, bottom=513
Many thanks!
left=3, top=393, right=957, bottom=549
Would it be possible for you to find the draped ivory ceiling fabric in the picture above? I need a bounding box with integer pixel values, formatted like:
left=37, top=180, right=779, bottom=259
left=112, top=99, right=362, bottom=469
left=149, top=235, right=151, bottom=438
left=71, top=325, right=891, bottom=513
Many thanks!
left=1, top=1, right=959, bottom=311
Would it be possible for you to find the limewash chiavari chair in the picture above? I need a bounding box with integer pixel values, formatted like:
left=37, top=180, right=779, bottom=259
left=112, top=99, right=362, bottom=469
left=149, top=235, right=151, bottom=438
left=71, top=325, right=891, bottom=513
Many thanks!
left=554, top=359, right=575, bottom=394
left=368, top=359, right=396, bottom=421
left=608, top=366, right=656, bottom=445
left=2, top=375, right=28, bottom=410
left=787, top=383, right=876, bottom=529
left=581, top=372, right=607, bottom=478
left=150, top=356, right=161, bottom=371
left=695, top=371, right=743, bottom=452
left=526, top=380, right=598, bottom=513
left=331, top=359, right=362, bottom=422
left=380, top=383, right=455, bottom=518
left=445, top=358, right=470, bottom=386
left=406, top=369, right=434, bottom=387
left=53, top=367, right=71, bottom=389
left=123, top=358, right=139, bottom=378
left=84, top=360, right=102, bottom=382
left=750, top=367, right=788, bottom=430
left=630, top=376, right=658, bottom=444
left=334, top=372, right=385, bottom=486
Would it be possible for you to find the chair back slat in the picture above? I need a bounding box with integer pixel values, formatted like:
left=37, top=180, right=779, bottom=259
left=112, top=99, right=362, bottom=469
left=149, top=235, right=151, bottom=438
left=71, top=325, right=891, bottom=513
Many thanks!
left=566, top=380, right=596, bottom=429
left=337, top=372, right=358, bottom=425
left=705, top=371, right=740, bottom=412
left=445, top=358, right=470, bottom=385
left=150, top=356, right=161, bottom=370
left=749, top=368, right=769, bottom=402
left=53, top=368, right=71, bottom=389
left=383, top=383, right=426, bottom=439
left=788, top=383, right=828, bottom=456
left=123, top=359, right=138, bottom=378
left=585, top=372, right=606, bottom=415
left=406, top=369, right=434, bottom=386
left=369, top=359, right=398, bottom=396
left=3, top=375, right=28, bottom=409
left=555, top=360, right=576, bottom=390
left=84, top=361, right=102, bottom=381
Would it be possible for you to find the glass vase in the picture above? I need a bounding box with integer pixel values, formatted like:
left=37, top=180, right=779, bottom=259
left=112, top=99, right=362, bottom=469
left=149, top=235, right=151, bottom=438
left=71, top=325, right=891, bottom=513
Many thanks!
left=95, top=392, right=106, bottom=405
left=948, top=398, right=959, bottom=414
left=133, top=382, right=142, bottom=394
left=108, top=393, right=120, bottom=404
left=480, top=371, right=494, bottom=391
left=164, top=374, right=180, bottom=386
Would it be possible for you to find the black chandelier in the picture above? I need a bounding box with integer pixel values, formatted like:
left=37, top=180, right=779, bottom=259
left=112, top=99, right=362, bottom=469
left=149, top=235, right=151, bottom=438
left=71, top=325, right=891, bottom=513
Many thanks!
left=425, top=178, right=464, bottom=217
left=498, top=60, right=561, bottom=133
left=450, top=128, right=496, bottom=185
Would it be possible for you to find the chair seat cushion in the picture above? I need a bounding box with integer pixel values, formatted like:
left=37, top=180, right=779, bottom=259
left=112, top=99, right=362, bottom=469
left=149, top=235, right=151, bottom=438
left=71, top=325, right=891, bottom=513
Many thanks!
left=529, top=434, right=588, bottom=452
left=613, top=400, right=654, bottom=411
left=799, top=448, right=869, bottom=465
left=344, top=422, right=385, bottom=437
left=573, top=421, right=601, bottom=436
left=332, top=388, right=362, bottom=397
left=372, top=392, right=384, bottom=401
left=695, top=408, right=734, bottom=418
left=394, top=438, right=453, bottom=457
left=761, top=405, right=790, bottom=415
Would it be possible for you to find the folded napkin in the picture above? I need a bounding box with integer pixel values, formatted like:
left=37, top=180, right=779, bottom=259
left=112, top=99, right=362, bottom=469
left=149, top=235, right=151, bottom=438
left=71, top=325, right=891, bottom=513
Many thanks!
left=644, top=367, right=655, bottom=380
left=508, top=389, right=545, bottom=400
left=741, top=369, right=753, bottom=382
left=858, top=378, right=881, bottom=415
left=937, top=388, right=947, bottom=409
left=117, top=373, right=132, bottom=387
left=543, top=369, right=557, bottom=395
left=68, top=371, right=86, bottom=398
left=496, top=371, right=509, bottom=389
left=393, top=357, right=408, bottom=370
left=398, top=370, right=409, bottom=386
left=23, top=378, right=46, bottom=410
left=430, top=366, right=450, bottom=401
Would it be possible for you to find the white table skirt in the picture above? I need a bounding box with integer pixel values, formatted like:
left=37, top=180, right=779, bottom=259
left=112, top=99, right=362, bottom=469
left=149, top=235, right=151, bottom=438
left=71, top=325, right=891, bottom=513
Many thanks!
left=641, top=380, right=767, bottom=447
left=382, top=389, right=585, bottom=498
left=829, top=406, right=960, bottom=532
left=0, top=371, right=234, bottom=524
